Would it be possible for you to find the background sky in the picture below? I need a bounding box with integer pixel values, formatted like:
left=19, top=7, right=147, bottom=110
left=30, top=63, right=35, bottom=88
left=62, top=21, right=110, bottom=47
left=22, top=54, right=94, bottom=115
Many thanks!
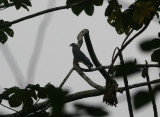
left=0, top=0, right=159, bottom=116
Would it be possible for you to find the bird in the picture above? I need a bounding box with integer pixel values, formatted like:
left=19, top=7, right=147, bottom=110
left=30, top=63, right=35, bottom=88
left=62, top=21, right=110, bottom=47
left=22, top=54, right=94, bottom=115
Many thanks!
left=70, top=43, right=93, bottom=69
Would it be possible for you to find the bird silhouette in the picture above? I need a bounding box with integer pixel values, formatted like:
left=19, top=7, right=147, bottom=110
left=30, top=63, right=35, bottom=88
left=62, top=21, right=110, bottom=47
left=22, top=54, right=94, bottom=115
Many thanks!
left=70, top=43, right=93, bottom=69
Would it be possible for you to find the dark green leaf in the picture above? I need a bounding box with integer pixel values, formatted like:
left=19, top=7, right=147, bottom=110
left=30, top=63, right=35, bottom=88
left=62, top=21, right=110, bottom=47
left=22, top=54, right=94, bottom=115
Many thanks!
left=114, top=60, right=140, bottom=77
left=13, top=0, right=21, bottom=9
left=84, top=3, right=94, bottom=16
left=66, top=0, right=100, bottom=16
left=93, top=0, right=103, bottom=6
left=9, top=94, right=22, bottom=107
left=37, top=88, right=47, bottom=99
left=133, top=91, right=151, bottom=109
left=75, top=103, right=108, bottom=116
left=140, top=38, right=160, bottom=51
left=0, top=31, right=8, bottom=44
left=158, top=32, right=160, bottom=38
left=26, top=84, right=40, bottom=91
left=0, top=0, right=3, bottom=4
left=141, top=68, right=146, bottom=78
left=21, top=4, right=29, bottom=11
left=151, top=48, right=160, bottom=62
left=23, top=96, right=33, bottom=109
left=5, top=86, right=20, bottom=94
left=22, top=0, right=31, bottom=6
left=1, top=91, right=9, bottom=100
left=4, top=28, right=14, bottom=37
left=66, top=0, right=83, bottom=16
left=27, top=89, right=37, bottom=100
left=3, top=0, right=9, bottom=7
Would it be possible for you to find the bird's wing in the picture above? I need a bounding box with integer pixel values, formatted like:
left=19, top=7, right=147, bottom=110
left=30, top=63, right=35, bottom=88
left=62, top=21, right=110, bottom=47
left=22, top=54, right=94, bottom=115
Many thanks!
left=73, top=48, right=93, bottom=67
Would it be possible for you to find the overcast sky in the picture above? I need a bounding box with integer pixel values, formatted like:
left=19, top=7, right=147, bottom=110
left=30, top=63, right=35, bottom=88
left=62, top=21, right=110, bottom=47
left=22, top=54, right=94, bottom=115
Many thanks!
left=0, top=0, right=159, bottom=116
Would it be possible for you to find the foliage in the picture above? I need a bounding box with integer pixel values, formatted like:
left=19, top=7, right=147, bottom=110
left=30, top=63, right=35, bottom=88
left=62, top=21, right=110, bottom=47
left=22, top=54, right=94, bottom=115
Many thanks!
left=66, top=0, right=103, bottom=16
left=0, top=0, right=31, bottom=10
left=0, top=0, right=160, bottom=116
left=140, top=34, right=160, bottom=62
left=0, top=20, right=13, bottom=44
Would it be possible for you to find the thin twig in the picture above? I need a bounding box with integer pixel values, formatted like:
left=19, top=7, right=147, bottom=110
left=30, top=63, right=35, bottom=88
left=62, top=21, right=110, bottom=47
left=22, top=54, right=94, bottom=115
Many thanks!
left=59, top=68, right=74, bottom=88
left=108, top=23, right=150, bottom=74
left=0, top=103, right=20, bottom=114
left=145, top=61, right=158, bottom=117
left=121, top=29, right=134, bottom=48
left=118, top=48, right=134, bottom=117
left=0, top=0, right=91, bottom=28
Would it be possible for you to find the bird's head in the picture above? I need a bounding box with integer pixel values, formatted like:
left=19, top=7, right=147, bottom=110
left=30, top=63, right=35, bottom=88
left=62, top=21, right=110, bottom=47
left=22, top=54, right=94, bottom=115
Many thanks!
left=70, top=43, right=78, bottom=48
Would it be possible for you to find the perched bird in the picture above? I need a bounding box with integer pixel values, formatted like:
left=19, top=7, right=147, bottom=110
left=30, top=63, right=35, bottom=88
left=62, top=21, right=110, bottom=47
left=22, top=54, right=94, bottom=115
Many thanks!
left=70, top=43, right=93, bottom=69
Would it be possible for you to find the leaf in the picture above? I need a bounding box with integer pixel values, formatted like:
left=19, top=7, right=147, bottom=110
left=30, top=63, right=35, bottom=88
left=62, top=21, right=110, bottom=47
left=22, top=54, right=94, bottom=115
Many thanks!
left=4, top=28, right=14, bottom=37
left=84, top=3, right=94, bottom=16
left=26, top=84, right=40, bottom=91
left=158, top=32, right=160, bottom=38
left=141, top=68, right=147, bottom=78
left=21, top=4, right=29, bottom=11
left=23, top=96, right=33, bottom=109
left=37, top=88, right=47, bottom=99
left=1, top=91, right=9, bottom=100
left=0, top=31, right=8, bottom=44
left=75, top=103, right=108, bottom=116
left=114, top=60, right=140, bottom=77
left=151, top=48, right=160, bottom=62
left=22, top=0, right=31, bottom=6
left=27, top=89, right=37, bottom=100
left=13, top=0, right=21, bottom=10
left=133, top=91, right=151, bottom=109
left=9, top=93, right=22, bottom=107
left=5, top=86, right=20, bottom=94
left=140, top=38, right=160, bottom=51
left=0, top=0, right=3, bottom=5
left=132, top=1, right=155, bottom=25
left=92, top=0, right=103, bottom=6
left=3, top=0, right=9, bottom=7
left=66, top=0, right=103, bottom=16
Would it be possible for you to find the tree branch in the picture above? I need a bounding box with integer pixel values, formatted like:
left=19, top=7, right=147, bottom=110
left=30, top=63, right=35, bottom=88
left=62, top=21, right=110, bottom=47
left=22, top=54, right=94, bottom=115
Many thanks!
left=108, top=23, right=150, bottom=74
left=145, top=61, right=158, bottom=117
left=118, top=48, right=134, bottom=117
left=1, top=78, right=160, bottom=117
left=74, top=63, right=104, bottom=91
left=0, top=0, right=91, bottom=28
left=81, top=63, right=160, bottom=72
left=59, top=68, right=74, bottom=88
left=76, top=29, right=109, bottom=80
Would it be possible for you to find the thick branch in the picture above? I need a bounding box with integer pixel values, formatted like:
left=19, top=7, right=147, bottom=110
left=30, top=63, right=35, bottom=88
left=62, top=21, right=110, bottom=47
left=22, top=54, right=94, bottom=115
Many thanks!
left=81, top=63, right=160, bottom=72
left=74, top=63, right=104, bottom=91
left=76, top=29, right=109, bottom=80
left=1, top=78, right=160, bottom=117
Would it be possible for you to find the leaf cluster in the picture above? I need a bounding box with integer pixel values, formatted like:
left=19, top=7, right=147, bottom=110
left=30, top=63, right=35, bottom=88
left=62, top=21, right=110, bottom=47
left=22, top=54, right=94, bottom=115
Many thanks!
left=0, top=0, right=32, bottom=10
left=0, top=20, right=13, bottom=44
left=66, top=0, right=103, bottom=16
left=105, top=0, right=157, bottom=35
left=140, top=33, right=160, bottom=62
